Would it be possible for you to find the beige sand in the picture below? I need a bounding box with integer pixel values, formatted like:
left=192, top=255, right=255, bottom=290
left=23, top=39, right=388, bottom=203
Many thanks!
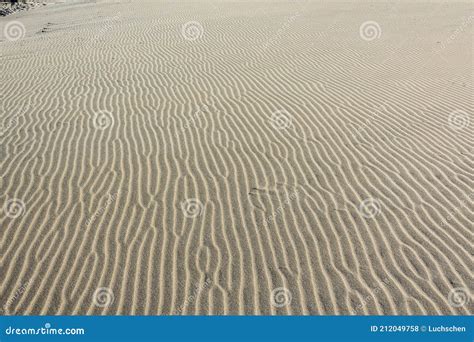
left=0, top=0, right=472, bottom=315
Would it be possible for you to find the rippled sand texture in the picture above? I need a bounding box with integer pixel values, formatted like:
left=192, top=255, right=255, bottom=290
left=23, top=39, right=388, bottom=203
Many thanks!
left=1, top=1, right=472, bottom=315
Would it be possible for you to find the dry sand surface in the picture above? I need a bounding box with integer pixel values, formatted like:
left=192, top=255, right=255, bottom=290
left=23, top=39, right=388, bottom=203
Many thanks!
left=0, top=0, right=473, bottom=315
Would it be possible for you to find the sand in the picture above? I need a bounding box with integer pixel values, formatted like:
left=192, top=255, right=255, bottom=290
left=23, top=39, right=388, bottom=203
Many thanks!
left=0, top=0, right=472, bottom=315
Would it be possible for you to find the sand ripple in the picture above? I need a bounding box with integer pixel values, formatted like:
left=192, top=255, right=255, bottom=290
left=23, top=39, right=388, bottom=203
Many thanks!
left=0, top=1, right=472, bottom=315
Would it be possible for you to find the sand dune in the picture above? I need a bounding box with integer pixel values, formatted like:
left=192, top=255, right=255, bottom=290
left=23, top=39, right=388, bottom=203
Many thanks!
left=0, top=1, right=472, bottom=315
